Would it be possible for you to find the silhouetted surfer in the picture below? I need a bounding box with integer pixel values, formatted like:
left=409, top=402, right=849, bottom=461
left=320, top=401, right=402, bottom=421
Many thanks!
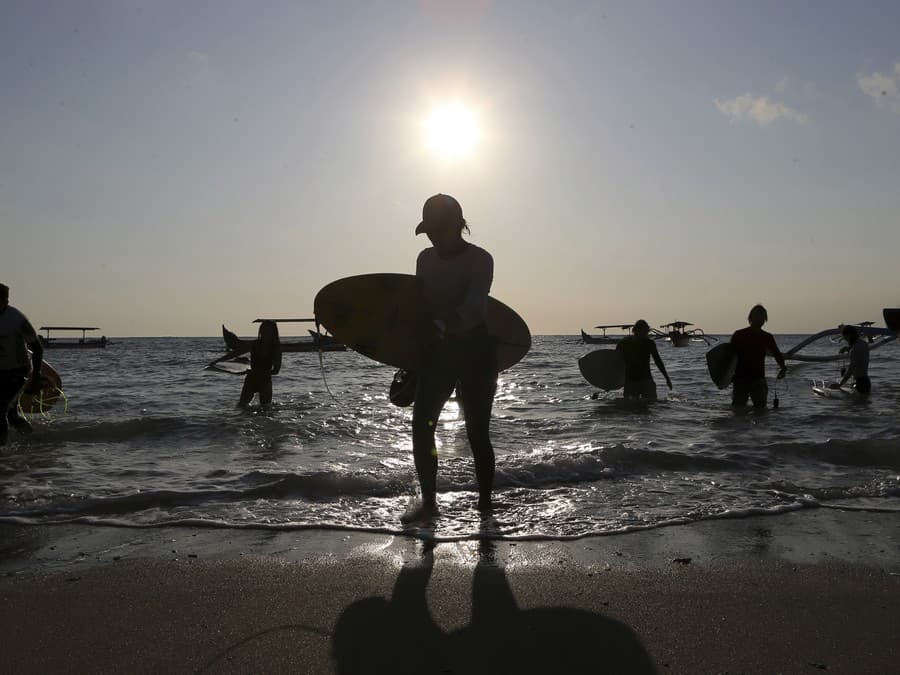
left=403, top=194, right=497, bottom=523
left=0, top=283, right=43, bottom=444
left=615, top=319, right=672, bottom=401
left=730, top=304, right=786, bottom=409
left=237, top=320, right=282, bottom=408
left=832, top=324, right=870, bottom=395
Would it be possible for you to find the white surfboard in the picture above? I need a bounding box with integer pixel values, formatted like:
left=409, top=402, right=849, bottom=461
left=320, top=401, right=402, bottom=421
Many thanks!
left=811, top=381, right=854, bottom=398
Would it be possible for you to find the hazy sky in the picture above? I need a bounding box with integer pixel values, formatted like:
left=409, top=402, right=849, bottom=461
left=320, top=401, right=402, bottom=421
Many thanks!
left=2, top=0, right=899, bottom=336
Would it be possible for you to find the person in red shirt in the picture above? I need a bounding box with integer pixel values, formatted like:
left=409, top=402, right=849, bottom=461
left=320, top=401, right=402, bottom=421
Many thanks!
left=730, top=304, right=787, bottom=409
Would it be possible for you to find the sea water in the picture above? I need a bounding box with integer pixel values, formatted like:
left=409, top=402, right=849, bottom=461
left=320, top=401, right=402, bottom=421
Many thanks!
left=1, top=336, right=898, bottom=541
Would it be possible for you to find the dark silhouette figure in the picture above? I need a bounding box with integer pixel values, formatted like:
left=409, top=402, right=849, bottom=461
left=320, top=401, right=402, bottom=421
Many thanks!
left=237, top=320, right=281, bottom=408
left=333, top=531, right=656, bottom=674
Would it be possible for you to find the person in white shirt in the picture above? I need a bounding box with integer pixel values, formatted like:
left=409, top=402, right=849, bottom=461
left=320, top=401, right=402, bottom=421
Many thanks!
left=833, top=324, right=871, bottom=395
left=0, top=283, right=44, bottom=444
left=403, top=194, right=497, bottom=523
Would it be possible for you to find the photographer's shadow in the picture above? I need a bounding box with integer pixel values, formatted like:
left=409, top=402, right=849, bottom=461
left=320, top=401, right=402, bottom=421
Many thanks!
left=333, top=525, right=656, bottom=674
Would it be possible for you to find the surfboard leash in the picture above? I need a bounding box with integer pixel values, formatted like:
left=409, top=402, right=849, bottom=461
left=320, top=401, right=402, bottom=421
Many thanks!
left=17, top=385, right=68, bottom=419
left=315, top=318, right=345, bottom=407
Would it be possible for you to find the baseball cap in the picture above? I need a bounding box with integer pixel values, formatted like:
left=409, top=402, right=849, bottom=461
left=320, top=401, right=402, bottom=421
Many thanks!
left=415, top=194, right=463, bottom=235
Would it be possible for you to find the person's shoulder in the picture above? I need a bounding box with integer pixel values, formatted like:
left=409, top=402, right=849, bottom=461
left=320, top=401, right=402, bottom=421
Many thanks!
left=6, top=305, right=28, bottom=322
left=416, top=247, right=436, bottom=264
left=465, top=243, right=493, bottom=262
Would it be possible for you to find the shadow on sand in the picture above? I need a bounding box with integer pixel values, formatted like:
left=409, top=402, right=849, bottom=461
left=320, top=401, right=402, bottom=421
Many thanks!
left=333, top=524, right=656, bottom=675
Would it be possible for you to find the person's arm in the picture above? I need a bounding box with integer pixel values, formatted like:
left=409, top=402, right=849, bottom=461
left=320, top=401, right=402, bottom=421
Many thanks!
left=448, top=252, right=493, bottom=334
left=836, top=343, right=860, bottom=387
left=271, top=343, right=282, bottom=375
left=415, top=250, right=447, bottom=339
left=767, top=333, right=787, bottom=378
left=650, top=343, right=672, bottom=389
left=22, top=319, right=43, bottom=393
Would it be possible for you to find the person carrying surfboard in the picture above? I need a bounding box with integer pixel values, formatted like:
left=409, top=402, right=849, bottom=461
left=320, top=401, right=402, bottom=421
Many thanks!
left=729, top=304, right=786, bottom=409
left=615, top=319, right=672, bottom=401
left=405, top=194, right=497, bottom=522
left=831, top=324, right=870, bottom=395
left=0, top=283, right=44, bottom=444
left=237, top=320, right=282, bottom=408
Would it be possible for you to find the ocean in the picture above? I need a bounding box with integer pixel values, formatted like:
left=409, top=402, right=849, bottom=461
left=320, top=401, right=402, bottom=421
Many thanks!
left=2, top=335, right=898, bottom=541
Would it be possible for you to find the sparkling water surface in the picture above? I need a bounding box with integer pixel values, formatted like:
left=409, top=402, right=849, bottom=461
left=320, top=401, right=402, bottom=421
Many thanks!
left=2, top=335, right=898, bottom=540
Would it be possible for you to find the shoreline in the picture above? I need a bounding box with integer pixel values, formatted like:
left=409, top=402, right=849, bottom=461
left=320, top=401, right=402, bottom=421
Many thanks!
left=2, top=506, right=899, bottom=576
left=2, top=508, right=898, bottom=673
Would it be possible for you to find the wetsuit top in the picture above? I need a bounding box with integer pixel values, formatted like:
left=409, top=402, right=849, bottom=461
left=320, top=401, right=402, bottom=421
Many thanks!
left=730, top=327, right=785, bottom=381
left=615, top=336, right=658, bottom=381
left=0, top=306, right=38, bottom=371
left=846, top=340, right=869, bottom=379
left=250, top=339, right=281, bottom=374
left=416, top=243, right=493, bottom=337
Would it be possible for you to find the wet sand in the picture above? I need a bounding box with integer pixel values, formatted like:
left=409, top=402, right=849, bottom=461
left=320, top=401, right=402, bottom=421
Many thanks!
left=1, top=508, right=898, bottom=673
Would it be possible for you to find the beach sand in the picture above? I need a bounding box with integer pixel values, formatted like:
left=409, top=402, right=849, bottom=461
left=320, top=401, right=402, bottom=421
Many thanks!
left=1, top=508, right=898, bottom=674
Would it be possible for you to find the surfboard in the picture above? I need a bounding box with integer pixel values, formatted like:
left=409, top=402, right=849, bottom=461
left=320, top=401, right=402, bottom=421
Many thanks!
left=207, top=362, right=250, bottom=376
left=18, top=361, right=63, bottom=414
left=313, top=273, right=531, bottom=371
left=811, top=381, right=854, bottom=398
left=577, top=349, right=626, bottom=391
left=706, top=343, right=736, bottom=389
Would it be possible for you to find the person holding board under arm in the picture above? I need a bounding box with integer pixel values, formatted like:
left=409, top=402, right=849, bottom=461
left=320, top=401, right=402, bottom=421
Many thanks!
left=615, top=319, right=672, bottom=401
left=404, top=194, right=497, bottom=523
left=730, top=304, right=787, bottom=409
left=832, top=324, right=870, bottom=395
left=0, top=283, right=43, bottom=444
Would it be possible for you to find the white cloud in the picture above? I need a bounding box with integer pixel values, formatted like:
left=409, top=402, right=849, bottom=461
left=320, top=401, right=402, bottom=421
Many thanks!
left=857, top=62, right=900, bottom=114
left=714, top=93, right=809, bottom=126
left=188, top=51, right=209, bottom=65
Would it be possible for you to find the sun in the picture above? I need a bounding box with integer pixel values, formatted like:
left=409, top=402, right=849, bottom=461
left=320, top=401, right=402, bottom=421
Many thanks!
left=423, top=102, right=481, bottom=159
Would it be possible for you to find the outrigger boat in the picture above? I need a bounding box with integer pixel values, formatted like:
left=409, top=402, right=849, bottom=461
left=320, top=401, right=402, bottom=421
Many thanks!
left=784, top=321, right=896, bottom=362
left=38, top=326, right=109, bottom=349
left=652, top=321, right=717, bottom=347
left=580, top=324, right=633, bottom=344
left=221, top=318, right=346, bottom=355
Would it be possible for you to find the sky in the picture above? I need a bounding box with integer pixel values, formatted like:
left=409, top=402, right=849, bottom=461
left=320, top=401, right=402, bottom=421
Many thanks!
left=2, top=0, right=899, bottom=336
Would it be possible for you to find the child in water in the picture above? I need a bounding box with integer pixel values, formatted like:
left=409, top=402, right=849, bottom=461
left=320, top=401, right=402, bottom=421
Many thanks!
left=238, top=320, right=281, bottom=407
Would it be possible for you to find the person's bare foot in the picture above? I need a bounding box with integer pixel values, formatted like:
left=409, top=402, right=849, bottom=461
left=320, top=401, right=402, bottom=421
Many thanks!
left=401, top=499, right=439, bottom=525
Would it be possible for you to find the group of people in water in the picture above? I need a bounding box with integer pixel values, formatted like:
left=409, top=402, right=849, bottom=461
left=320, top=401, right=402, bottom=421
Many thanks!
left=0, top=195, right=877, bottom=524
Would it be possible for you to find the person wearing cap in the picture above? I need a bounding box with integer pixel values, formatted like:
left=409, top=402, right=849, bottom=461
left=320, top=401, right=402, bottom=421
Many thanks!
left=615, top=319, right=672, bottom=401
left=831, top=324, right=870, bottom=395
left=404, top=194, right=496, bottom=523
left=729, top=304, right=787, bottom=409
left=0, top=283, right=44, bottom=444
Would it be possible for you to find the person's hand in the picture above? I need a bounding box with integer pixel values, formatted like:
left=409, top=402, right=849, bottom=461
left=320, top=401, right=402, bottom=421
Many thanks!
left=24, top=376, right=42, bottom=395
left=776, top=367, right=787, bottom=380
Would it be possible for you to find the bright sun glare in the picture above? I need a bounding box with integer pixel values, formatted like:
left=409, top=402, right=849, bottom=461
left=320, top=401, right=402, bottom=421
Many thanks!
left=423, top=102, right=481, bottom=159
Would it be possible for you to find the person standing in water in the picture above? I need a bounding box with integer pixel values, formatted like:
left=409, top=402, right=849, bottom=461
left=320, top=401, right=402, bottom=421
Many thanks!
left=615, top=319, right=672, bottom=401
left=832, top=324, right=870, bottom=395
left=405, top=194, right=497, bottom=522
left=237, top=320, right=282, bottom=408
left=730, top=304, right=787, bottom=409
left=0, top=283, right=44, bottom=444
